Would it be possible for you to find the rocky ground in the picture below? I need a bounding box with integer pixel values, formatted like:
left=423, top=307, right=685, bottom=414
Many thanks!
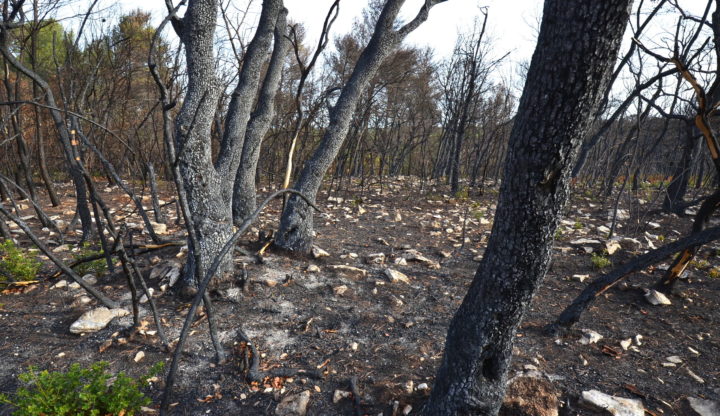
left=0, top=177, right=719, bottom=415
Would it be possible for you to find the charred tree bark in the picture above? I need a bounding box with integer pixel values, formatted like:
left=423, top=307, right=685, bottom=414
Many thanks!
left=232, top=12, right=290, bottom=222
left=422, top=1, right=631, bottom=414
left=663, top=122, right=700, bottom=214
left=275, top=0, right=446, bottom=254
left=171, top=0, right=284, bottom=286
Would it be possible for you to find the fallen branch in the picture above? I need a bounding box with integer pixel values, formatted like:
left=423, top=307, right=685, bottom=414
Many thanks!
left=0, top=205, right=119, bottom=309
left=159, top=189, right=321, bottom=415
left=548, top=225, right=720, bottom=333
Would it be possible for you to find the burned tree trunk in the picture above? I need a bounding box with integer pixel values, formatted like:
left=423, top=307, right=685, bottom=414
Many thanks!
left=422, top=0, right=632, bottom=414
left=232, top=13, right=290, bottom=222
left=275, top=0, right=446, bottom=254
left=171, top=0, right=285, bottom=287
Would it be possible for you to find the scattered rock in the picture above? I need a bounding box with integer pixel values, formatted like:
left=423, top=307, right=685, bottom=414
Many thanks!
left=275, top=390, right=311, bottom=416
left=608, top=209, right=630, bottom=221
left=619, top=237, right=642, bottom=252
left=134, top=351, right=145, bottom=362
left=306, top=264, right=320, bottom=273
left=605, top=240, right=622, bottom=255
left=580, top=390, right=644, bottom=416
left=416, top=383, right=429, bottom=391
left=69, top=307, right=130, bottom=334
left=332, top=390, right=351, bottom=403
left=139, top=288, right=155, bottom=304
left=383, top=268, right=410, bottom=284
left=620, top=338, right=632, bottom=350
left=365, top=253, right=386, bottom=264
left=666, top=355, right=682, bottom=364
left=393, top=211, right=403, bottom=222
left=644, top=289, right=671, bottom=306
left=647, top=221, right=661, bottom=229
left=333, top=285, right=348, bottom=296
left=311, top=246, right=330, bottom=259
left=404, top=380, right=414, bottom=394
left=579, top=329, right=603, bottom=345
left=597, top=225, right=611, bottom=235
left=52, top=280, right=68, bottom=289
left=571, top=274, right=589, bottom=283
left=402, top=249, right=440, bottom=269
left=327, top=265, right=367, bottom=278
left=149, top=221, right=168, bottom=235
left=393, top=257, right=408, bottom=266
left=500, top=376, right=559, bottom=416
left=686, top=397, right=720, bottom=416
left=570, top=238, right=602, bottom=246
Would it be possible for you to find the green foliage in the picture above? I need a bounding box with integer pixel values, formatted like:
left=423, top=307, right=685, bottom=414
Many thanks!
left=0, top=361, right=163, bottom=416
left=454, top=188, right=469, bottom=200
left=590, top=251, right=612, bottom=270
left=0, top=239, right=41, bottom=282
left=573, top=221, right=583, bottom=230
left=17, top=19, right=68, bottom=76
left=554, top=228, right=563, bottom=240
left=71, top=243, right=107, bottom=276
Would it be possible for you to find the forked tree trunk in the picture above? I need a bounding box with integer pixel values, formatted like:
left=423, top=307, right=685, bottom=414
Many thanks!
left=275, top=0, right=446, bottom=253
left=422, top=1, right=632, bottom=414
left=173, top=0, right=284, bottom=286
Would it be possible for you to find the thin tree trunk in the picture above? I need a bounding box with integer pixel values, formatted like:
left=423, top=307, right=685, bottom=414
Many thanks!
left=276, top=0, right=446, bottom=253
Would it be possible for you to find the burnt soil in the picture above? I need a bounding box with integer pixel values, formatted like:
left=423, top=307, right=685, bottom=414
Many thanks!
left=0, top=178, right=718, bottom=415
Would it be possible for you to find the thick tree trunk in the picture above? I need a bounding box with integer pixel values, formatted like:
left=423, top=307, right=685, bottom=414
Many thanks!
left=276, top=0, right=445, bottom=253
left=174, top=0, right=284, bottom=286
left=422, top=1, right=631, bottom=414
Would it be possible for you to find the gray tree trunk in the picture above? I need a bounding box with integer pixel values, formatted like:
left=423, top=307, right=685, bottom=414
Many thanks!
left=174, top=0, right=284, bottom=286
left=422, top=0, right=632, bottom=414
left=275, top=0, right=446, bottom=253
left=232, top=11, right=290, bottom=222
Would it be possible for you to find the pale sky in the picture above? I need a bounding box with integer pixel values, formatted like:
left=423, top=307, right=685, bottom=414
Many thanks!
left=111, top=0, right=541, bottom=79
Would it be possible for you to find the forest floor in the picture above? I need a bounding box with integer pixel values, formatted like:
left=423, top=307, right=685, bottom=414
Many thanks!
left=0, top=177, right=719, bottom=415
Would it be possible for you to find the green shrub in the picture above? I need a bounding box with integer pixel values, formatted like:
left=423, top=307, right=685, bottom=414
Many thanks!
left=590, top=252, right=612, bottom=270
left=72, top=243, right=107, bottom=276
left=0, top=239, right=41, bottom=282
left=0, top=361, right=163, bottom=416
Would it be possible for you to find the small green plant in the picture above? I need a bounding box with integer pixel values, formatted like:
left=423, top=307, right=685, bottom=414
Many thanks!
left=573, top=221, right=584, bottom=230
left=554, top=228, right=563, bottom=239
left=657, top=234, right=665, bottom=242
left=72, top=243, right=107, bottom=276
left=590, top=251, right=612, bottom=270
left=0, top=361, right=163, bottom=416
left=0, top=239, right=41, bottom=282
left=455, top=188, right=469, bottom=200
left=708, top=267, right=720, bottom=279
left=690, top=259, right=712, bottom=270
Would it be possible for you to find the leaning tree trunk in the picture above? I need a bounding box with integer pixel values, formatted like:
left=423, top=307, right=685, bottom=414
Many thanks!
left=275, top=0, right=446, bottom=253
left=422, top=0, right=632, bottom=414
